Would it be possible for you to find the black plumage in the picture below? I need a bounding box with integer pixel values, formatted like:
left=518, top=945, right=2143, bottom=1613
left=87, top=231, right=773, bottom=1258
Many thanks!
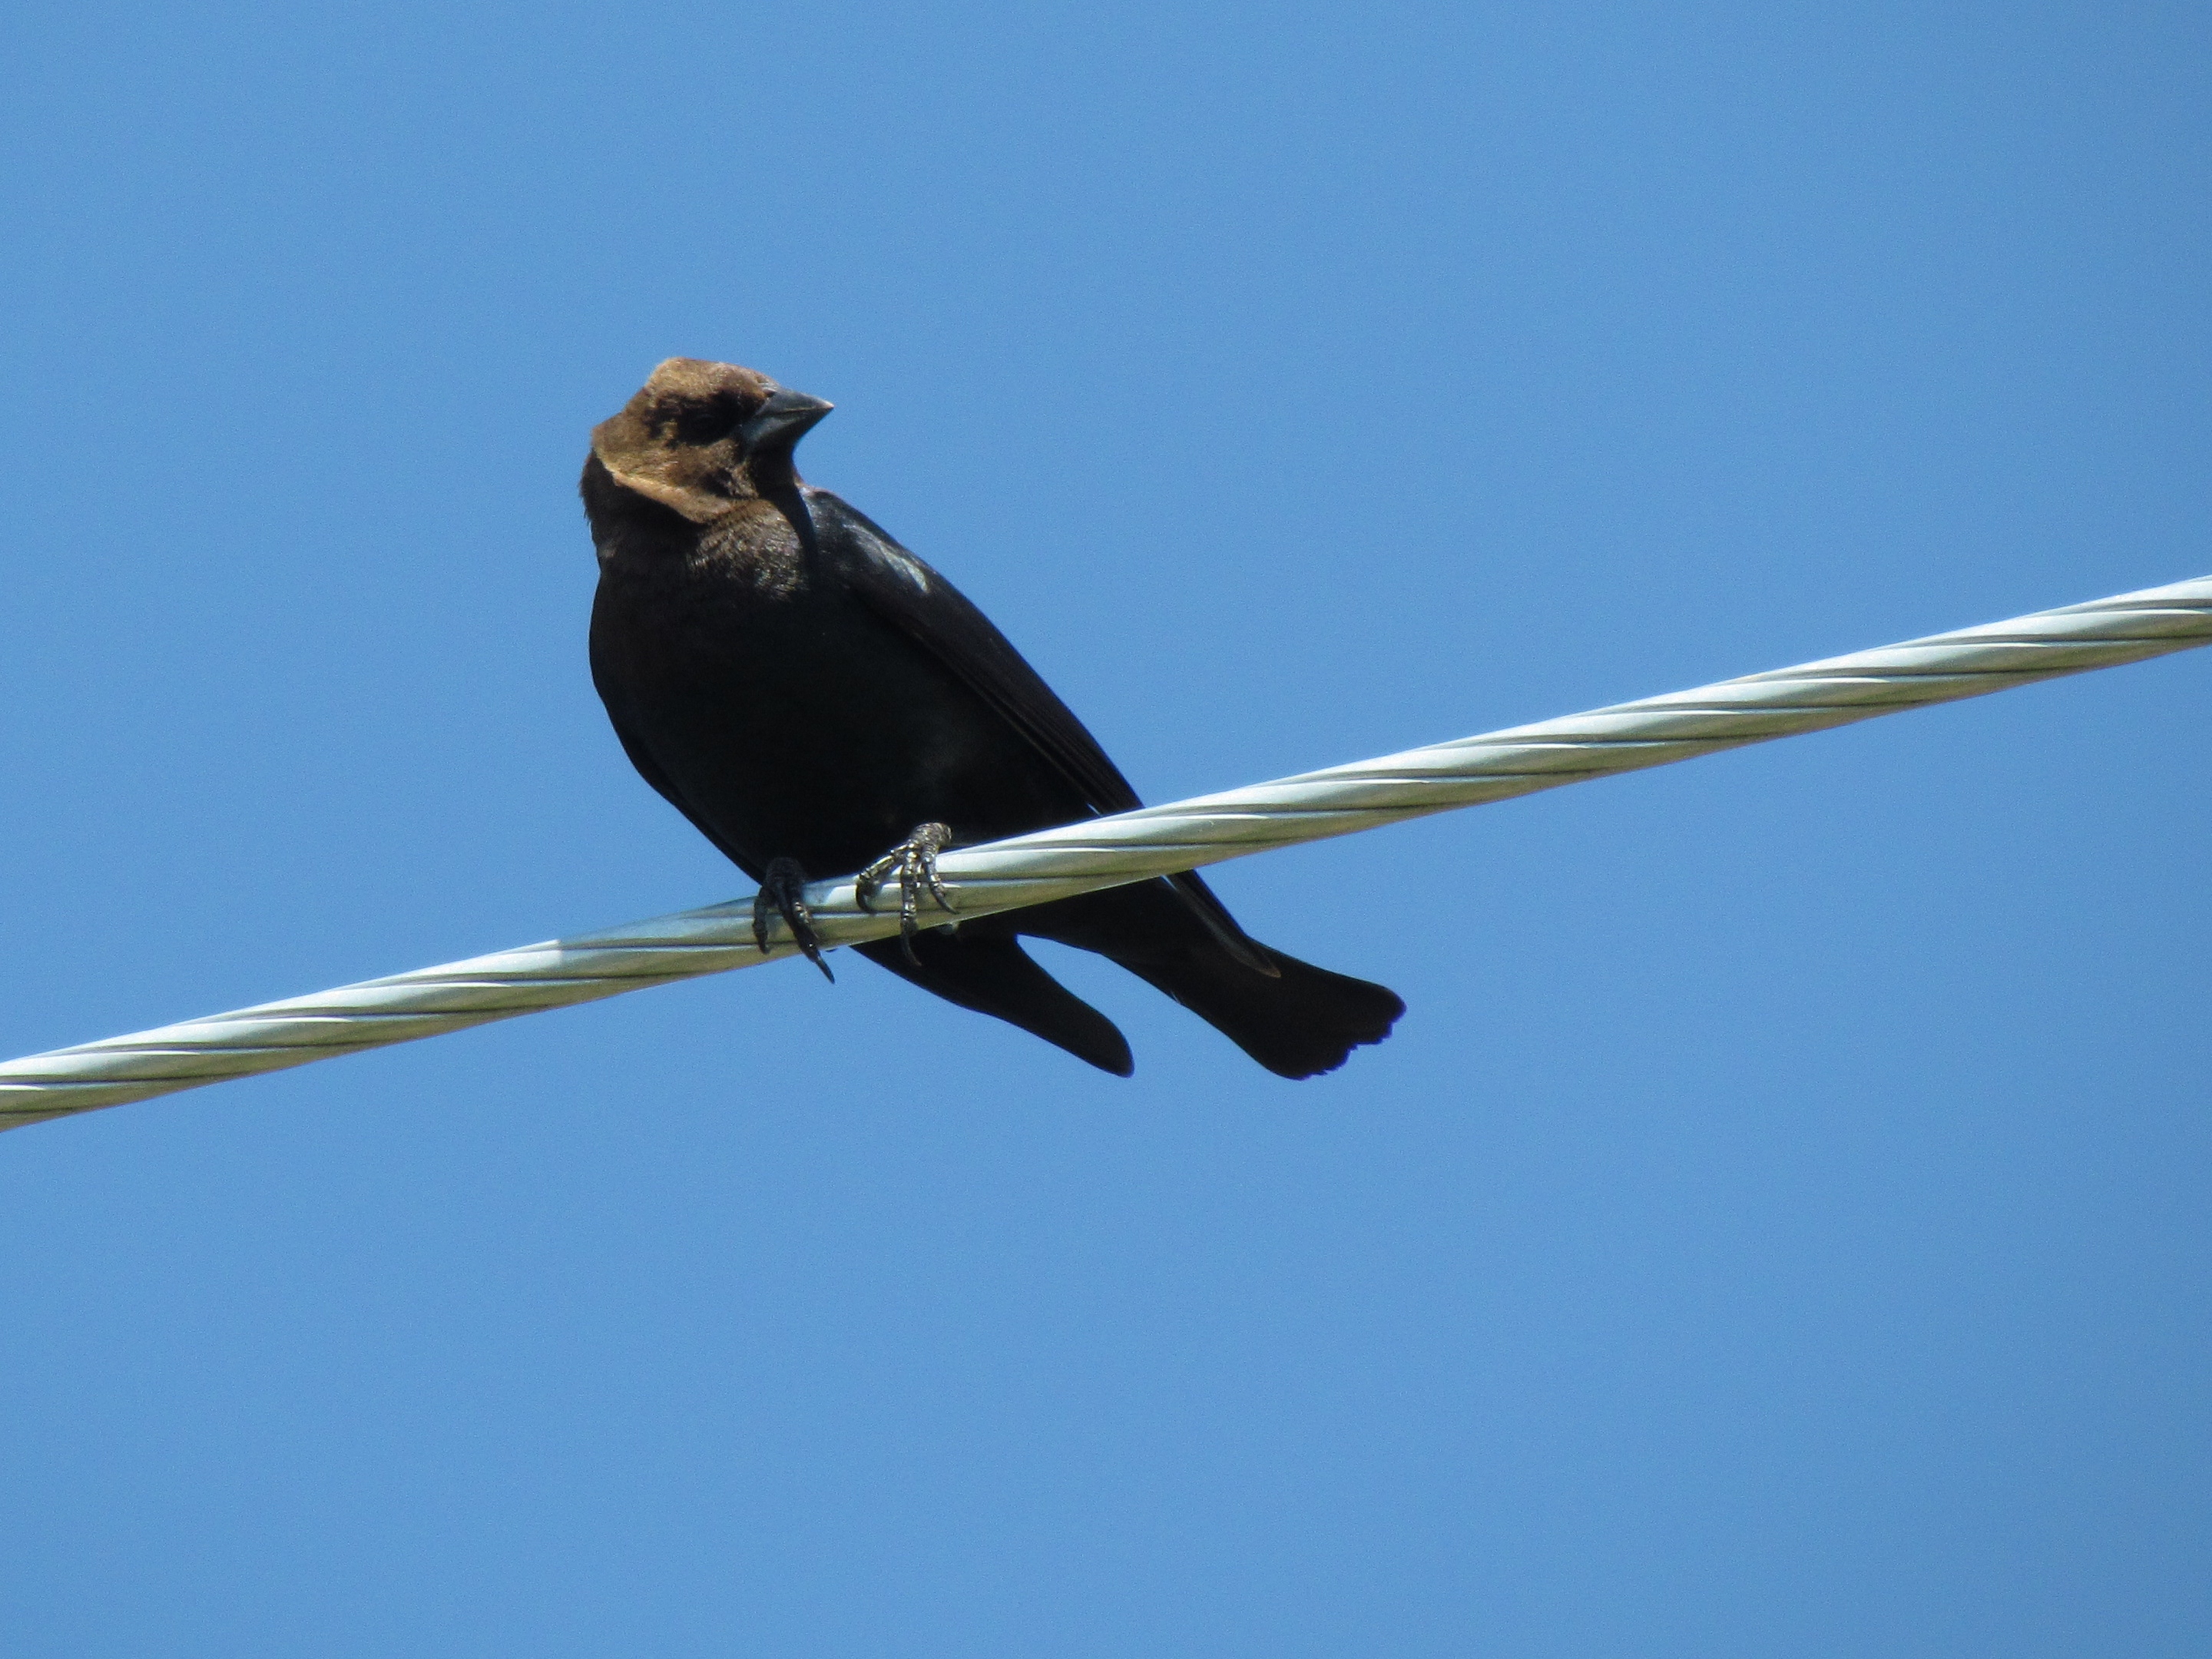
left=583, top=358, right=1402, bottom=1077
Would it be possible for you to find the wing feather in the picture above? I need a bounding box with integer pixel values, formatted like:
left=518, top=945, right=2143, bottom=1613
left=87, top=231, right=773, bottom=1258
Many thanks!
left=807, top=490, right=1273, bottom=973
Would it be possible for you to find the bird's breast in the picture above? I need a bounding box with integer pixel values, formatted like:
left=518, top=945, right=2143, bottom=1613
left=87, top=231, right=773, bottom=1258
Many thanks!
left=591, top=552, right=1051, bottom=873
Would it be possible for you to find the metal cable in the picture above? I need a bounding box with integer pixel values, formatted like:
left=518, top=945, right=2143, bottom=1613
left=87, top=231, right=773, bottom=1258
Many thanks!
left=5, top=573, right=2207, bottom=1132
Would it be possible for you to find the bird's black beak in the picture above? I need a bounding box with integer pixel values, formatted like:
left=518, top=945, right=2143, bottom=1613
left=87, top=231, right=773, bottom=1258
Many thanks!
left=738, top=388, right=834, bottom=456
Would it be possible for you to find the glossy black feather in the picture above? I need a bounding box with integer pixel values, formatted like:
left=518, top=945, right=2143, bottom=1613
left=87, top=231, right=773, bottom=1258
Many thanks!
left=811, top=492, right=1273, bottom=972
left=582, top=359, right=1402, bottom=1077
left=814, top=492, right=1145, bottom=816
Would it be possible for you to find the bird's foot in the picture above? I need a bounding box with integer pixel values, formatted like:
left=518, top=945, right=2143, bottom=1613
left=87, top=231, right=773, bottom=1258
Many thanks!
left=854, top=822, right=956, bottom=965
left=753, top=856, right=833, bottom=982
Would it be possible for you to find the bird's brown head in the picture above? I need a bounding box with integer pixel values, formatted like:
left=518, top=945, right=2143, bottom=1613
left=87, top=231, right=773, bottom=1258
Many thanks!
left=587, top=358, right=833, bottom=523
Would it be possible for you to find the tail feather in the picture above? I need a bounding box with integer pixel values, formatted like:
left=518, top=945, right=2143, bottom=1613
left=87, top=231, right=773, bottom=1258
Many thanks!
left=1119, top=945, right=1404, bottom=1080
left=855, top=932, right=1134, bottom=1076
left=857, top=878, right=1403, bottom=1079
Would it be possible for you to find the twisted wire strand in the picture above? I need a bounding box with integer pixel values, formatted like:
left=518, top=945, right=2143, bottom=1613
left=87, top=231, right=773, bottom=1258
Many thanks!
left=5, top=574, right=2207, bottom=1132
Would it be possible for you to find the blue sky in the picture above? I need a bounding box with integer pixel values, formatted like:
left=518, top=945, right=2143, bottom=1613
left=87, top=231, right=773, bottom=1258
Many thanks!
left=2, top=2, right=2207, bottom=1653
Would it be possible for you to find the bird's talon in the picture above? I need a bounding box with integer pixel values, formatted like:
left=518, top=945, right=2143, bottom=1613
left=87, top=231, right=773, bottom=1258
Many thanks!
left=753, top=856, right=833, bottom=982
left=853, top=855, right=893, bottom=914
left=856, top=822, right=955, bottom=954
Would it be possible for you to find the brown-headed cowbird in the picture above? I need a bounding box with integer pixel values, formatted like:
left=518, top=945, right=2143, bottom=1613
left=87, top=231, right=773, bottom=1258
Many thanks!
left=582, top=358, right=1402, bottom=1077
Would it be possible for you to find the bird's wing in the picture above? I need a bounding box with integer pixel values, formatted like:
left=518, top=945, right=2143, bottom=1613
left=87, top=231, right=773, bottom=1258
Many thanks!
left=808, top=489, right=1273, bottom=972
left=810, top=489, right=1144, bottom=815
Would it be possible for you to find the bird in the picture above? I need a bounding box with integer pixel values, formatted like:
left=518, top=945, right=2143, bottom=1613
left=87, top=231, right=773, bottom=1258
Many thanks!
left=581, top=357, right=1403, bottom=1078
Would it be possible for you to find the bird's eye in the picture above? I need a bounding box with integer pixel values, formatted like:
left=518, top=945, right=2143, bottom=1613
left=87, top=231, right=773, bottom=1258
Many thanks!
left=674, top=403, right=742, bottom=445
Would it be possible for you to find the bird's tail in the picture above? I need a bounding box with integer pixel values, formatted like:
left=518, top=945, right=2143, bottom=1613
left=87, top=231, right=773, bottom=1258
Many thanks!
left=856, top=932, right=1135, bottom=1077
left=1118, top=945, right=1405, bottom=1080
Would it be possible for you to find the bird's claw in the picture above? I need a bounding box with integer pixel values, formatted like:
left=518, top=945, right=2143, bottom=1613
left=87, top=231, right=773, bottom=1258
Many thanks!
left=855, top=822, right=956, bottom=964
left=753, top=856, right=833, bottom=982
